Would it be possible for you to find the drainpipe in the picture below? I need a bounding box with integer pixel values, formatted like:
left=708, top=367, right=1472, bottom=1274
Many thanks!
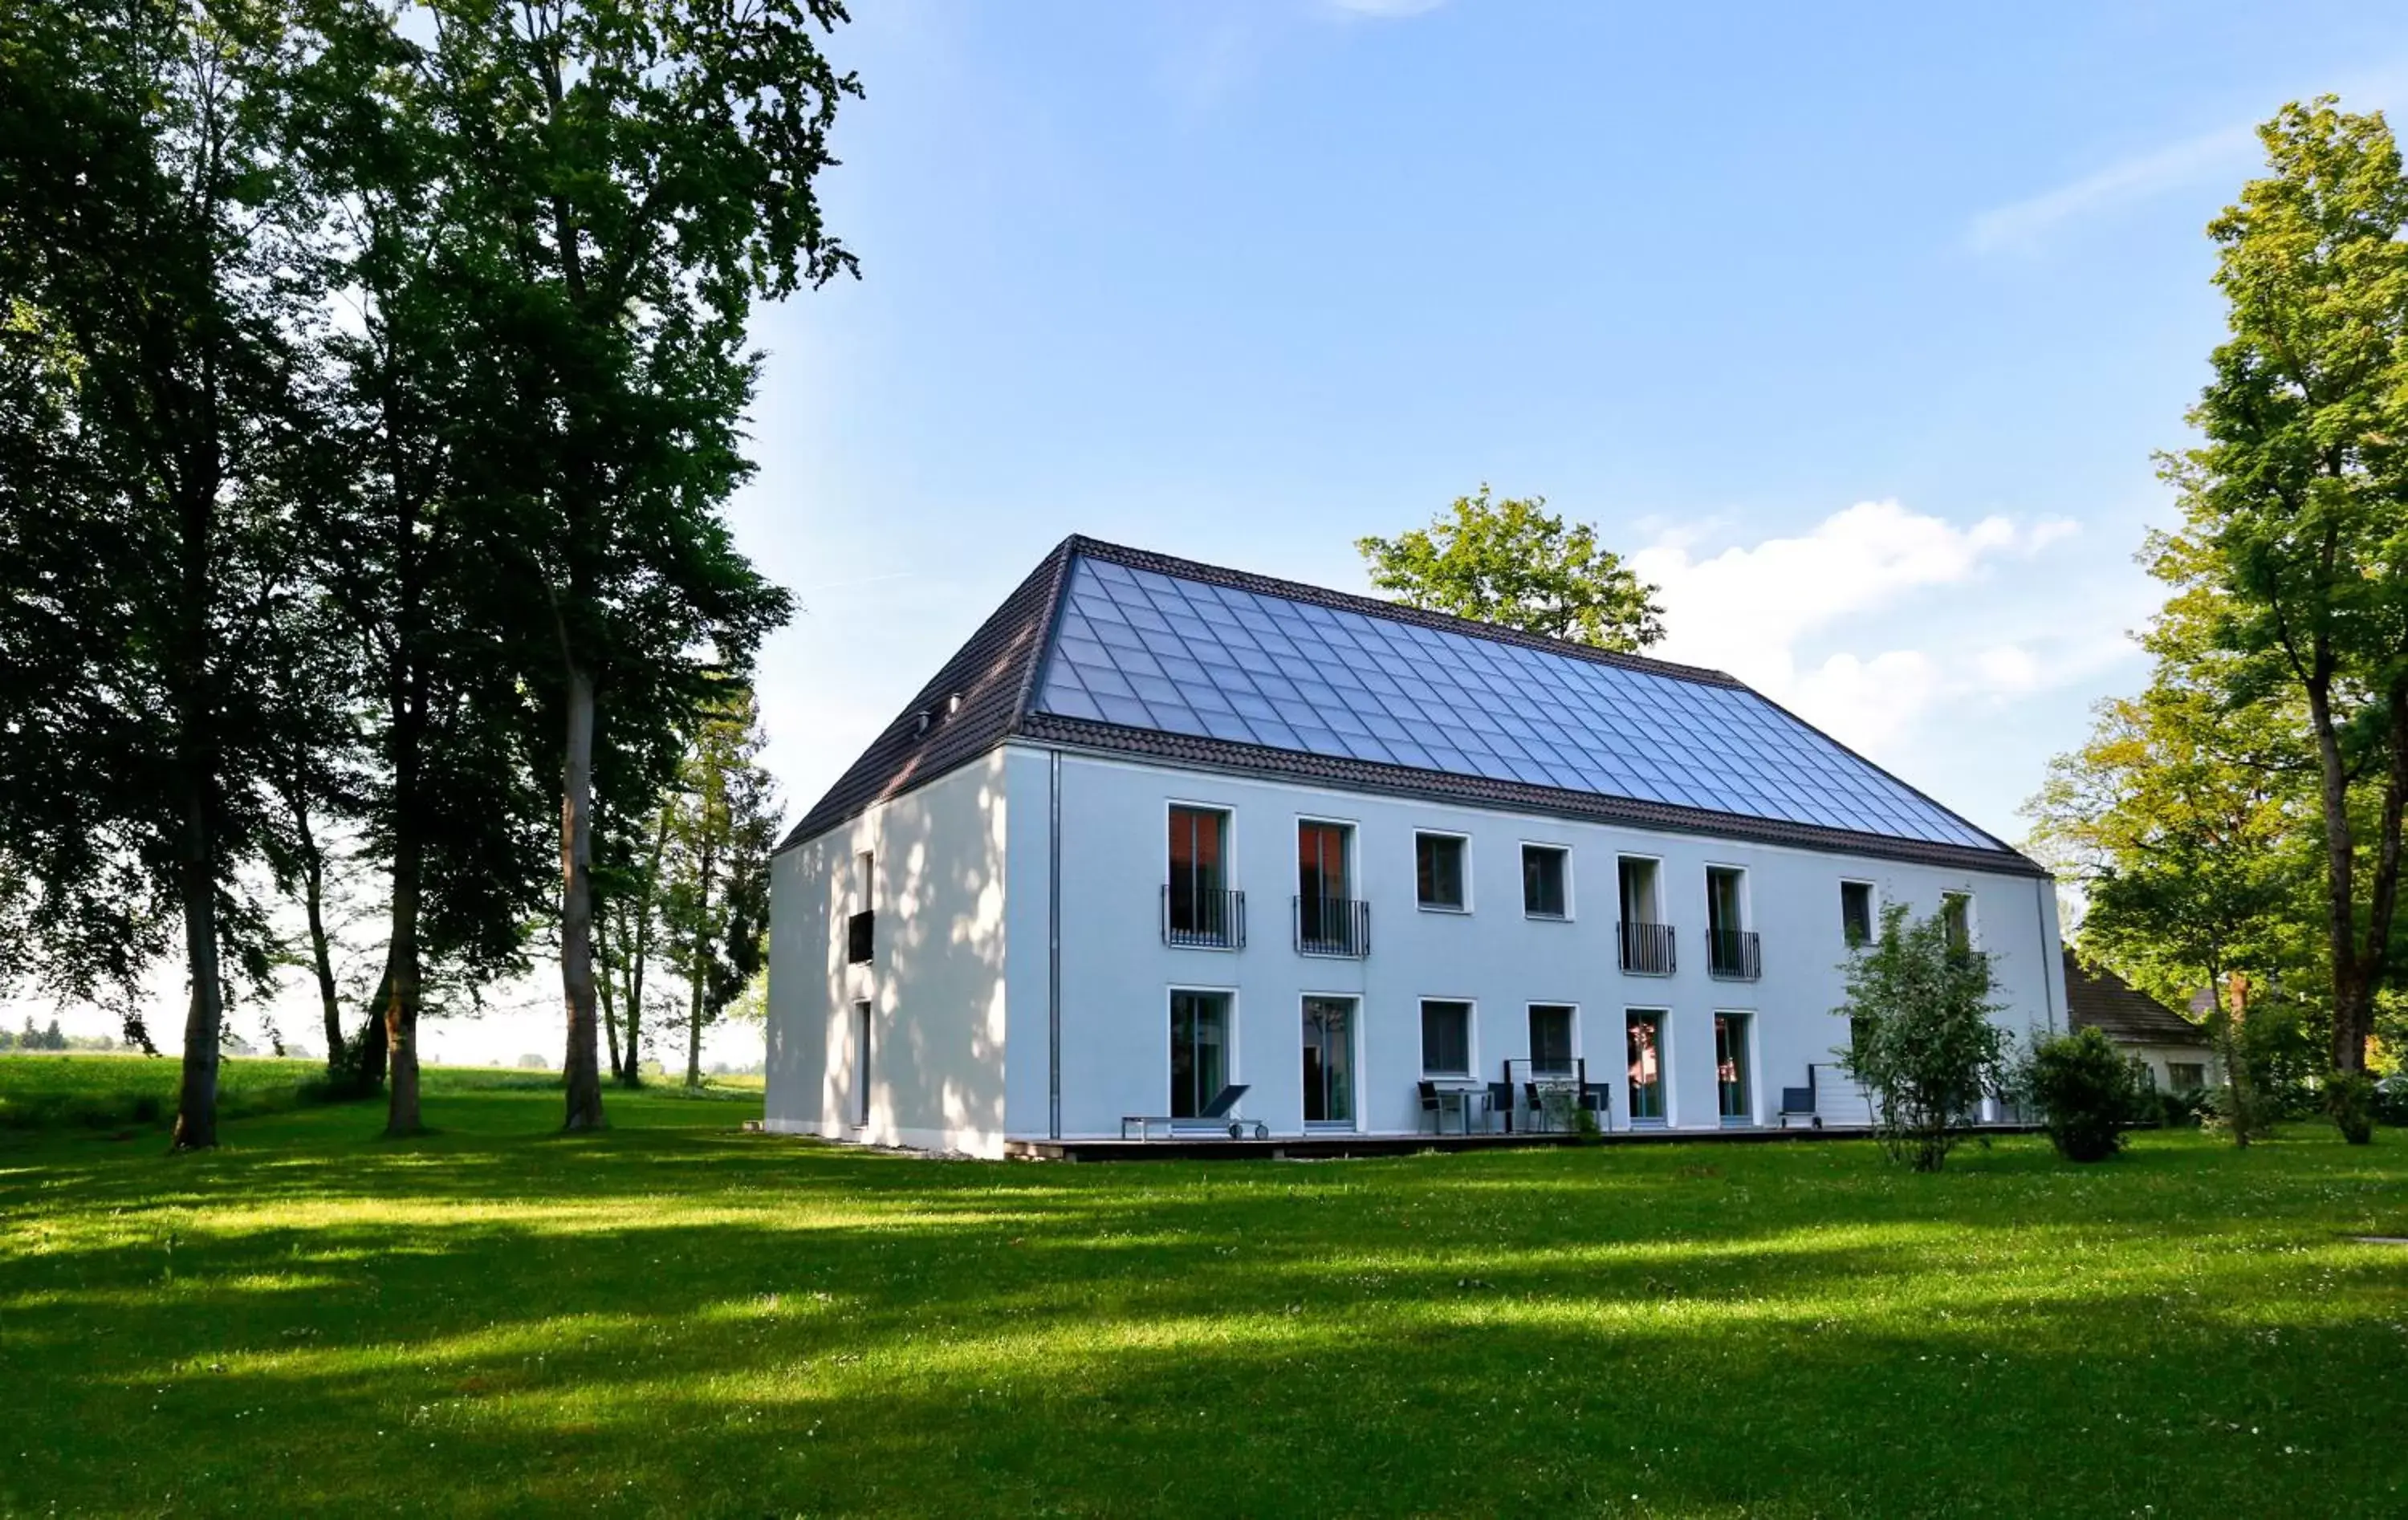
left=2033, top=877, right=2060, bottom=1035
left=1047, top=750, right=1063, bottom=1140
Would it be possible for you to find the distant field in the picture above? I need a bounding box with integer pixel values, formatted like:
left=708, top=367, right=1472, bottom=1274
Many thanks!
left=1, top=1075, right=2402, bottom=1518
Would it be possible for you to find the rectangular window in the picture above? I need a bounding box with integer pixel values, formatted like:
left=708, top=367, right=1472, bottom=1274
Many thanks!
left=1529, top=1004, right=1575, bottom=1076
left=1415, top=831, right=1467, bottom=911
left=1715, top=1012, right=1751, bottom=1124
left=1523, top=844, right=1568, bottom=918
left=1626, top=1011, right=1666, bottom=1123
left=1841, top=880, right=1874, bottom=948
left=1170, top=990, right=1231, bottom=1119
left=1941, top=891, right=1974, bottom=953
left=1706, top=866, right=1755, bottom=979
left=852, top=999, right=872, bottom=1126
left=856, top=850, right=875, bottom=908
left=1298, top=820, right=1352, bottom=903
left=2167, top=1062, right=2207, bottom=1092
left=1618, top=857, right=1672, bottom=974
left=1421, top=1000, right=1473, bottom=1076
left=1298, top=821, right=1363, bottom=954
left=1168, top=807, right=1235, bottom=945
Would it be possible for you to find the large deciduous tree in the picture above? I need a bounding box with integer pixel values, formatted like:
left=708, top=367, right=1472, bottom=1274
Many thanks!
left=0, top=0, right=326, bottom=1148
left=1357, top=487, right=1665, bottom=651
left=2154, top=99, right=2408, bottom=1116
left=661, top=687, right=781, bottom=1086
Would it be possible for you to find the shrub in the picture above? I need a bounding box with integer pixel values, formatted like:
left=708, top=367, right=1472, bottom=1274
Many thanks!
left=2155, top=1086, right=2212, bottom=1129
left=2022, top=1028, right=2148, bottom=1161
left=2325, top=1071, right=2375, bottom=1145
left=1834, top=903, right=2008, bottom=1172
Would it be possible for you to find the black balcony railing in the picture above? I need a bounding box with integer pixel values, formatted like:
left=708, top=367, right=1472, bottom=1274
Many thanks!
left=1708, top=926, right=1762, bottom=981
left=1295, top=895, right=1371, bottom=958
left=1163, top=885, right=1247, bottom=949
left=1618, top=920, right=1675, bottom=975
left=845, top=909, right=875, bottom=965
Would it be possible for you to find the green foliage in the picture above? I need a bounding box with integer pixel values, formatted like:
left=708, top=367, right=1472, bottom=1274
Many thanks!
left=2149, top=97, right=2408, bottom=1095
left=660, top=687, right=783, bottom=1084
left=1357, top=486, right=1665, bottom=651
left=2020, top=1028, right=2150, bottom=1162
left=1834, top=902, right=2010, bottom=1171
left=2373, top=1072, right=2408, bottom=1127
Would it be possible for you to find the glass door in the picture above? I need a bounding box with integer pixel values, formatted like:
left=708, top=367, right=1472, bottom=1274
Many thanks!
left=1626, top=1011, right=1666, bottom=1123
left=1302, top=996, right=1356, bottom=1128
left=1714, top=1012, right=1751, bottom=1124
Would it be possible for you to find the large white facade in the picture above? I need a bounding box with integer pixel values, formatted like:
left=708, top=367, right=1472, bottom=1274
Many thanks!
left=767, top=742, right=2068, bottom=1156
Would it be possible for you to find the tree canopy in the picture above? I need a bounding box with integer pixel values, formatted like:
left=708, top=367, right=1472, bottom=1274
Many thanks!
left=1357, top=487, right=1665, bottom=652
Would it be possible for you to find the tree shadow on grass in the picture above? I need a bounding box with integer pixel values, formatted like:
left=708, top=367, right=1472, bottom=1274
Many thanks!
left=4, top=1106, right=2406, bottom=1516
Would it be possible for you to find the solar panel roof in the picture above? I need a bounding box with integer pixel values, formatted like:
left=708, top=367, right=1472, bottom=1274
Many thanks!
left=1029, top=555, right=2000, bottom=851
left=784, top=536, right=2032, bottom=873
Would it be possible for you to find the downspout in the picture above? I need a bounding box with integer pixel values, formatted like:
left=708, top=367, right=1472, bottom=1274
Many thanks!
left=1048, top=750, right=1063, bottom=1140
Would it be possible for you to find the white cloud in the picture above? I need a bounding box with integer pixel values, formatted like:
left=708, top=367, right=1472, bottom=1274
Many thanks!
left=1630, top=499, right=2083, bottom=756
left=1966, top=124, right=2255, bottom=254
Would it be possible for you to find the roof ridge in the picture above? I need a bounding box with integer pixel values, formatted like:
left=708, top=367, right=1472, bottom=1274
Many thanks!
left=1057, top=534, right=1746, bottom=689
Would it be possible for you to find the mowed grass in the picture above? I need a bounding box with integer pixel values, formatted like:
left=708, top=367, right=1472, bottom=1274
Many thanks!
left=1, top=1060, right=2404, bottom=1518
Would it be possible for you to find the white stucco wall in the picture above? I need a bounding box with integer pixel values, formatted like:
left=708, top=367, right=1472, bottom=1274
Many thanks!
left=1029, top=748, right=2065, bottom=1141
left=764, top=754, right=1012, bottom=1156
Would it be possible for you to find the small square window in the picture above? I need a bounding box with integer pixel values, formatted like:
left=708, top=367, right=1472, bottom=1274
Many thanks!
left=1523, top=845, right=1568, bottom=918
left=1421, top=1000, right=1472, bottom=1076
left=1415, top=832, right=1467, bottom=911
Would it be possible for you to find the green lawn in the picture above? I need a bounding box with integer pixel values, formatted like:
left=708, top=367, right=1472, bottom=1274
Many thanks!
left=2, top=1059, right=2403, bottom=1518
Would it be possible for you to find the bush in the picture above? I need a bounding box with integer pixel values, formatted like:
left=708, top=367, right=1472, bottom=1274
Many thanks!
left=2023, top=1027, right=2148, bottom=1162
left=2325, top=1071, right=2375, bottom=1145
left=1833, top=903, right=2009, bottom=1172
left=2155, top=1086, right=2212, bottom=1129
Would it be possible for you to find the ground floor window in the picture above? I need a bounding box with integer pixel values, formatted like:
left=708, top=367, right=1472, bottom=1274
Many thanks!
left=1529, top=1004, right=1575, bottom=1075
left=2167, top=1061, right=2207, bottom=1092
left=1627, top=1010, right=1666, bottom=1122
left=1715, top=1012, right=1751, bottom=1124
left=1171, top=990, right=1230, bottom=1118
left=1303, top=996, right=1357, bottom=1126
left=852, top=999, right=872, bottom=1126
left=1421, top=1000, right=1472, bottom=1076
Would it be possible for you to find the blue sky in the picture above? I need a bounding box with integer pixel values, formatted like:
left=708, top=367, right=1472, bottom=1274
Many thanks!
left=735, top=0, right=2408, bottom=853
left=41, top=0, right=2408, bottom=1061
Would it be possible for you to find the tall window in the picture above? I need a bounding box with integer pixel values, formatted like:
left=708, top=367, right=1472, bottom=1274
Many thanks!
left=1523, top=845, right=1568, bottom=918
left=1421, top=1000, right=1472, bottom=1076
left=1302, top=996, right=1356, bottom=1126
left=1941, top=891, right=1974, bottom=953
left=1170, top=990, right=1230, bottom=1118
left=1841, top=880, right=1874, bottom=948
left=1299, top=821, right=1351, bottom=902
left=1298, top=821, right=1359, bottom=953
left=852, top=999, right=872, bottom=1126
left=1617, top=857, right=1661, bottom=923
left=1714, top=1013, right=1751, bottom=1124
left=1415, top=832, right=1467, bottom=911
left=1706, top=866, right=1755, bottom=979
left=1626, top=1011, right=1666, bottom=1122
left=856, top=850, right=875, bottom=907
left=1529, top=1005, right=1575, bottom=1075
left=1168, top=807, right=1232, bottom=945
left=1618, top=857, right=1672, bottom=974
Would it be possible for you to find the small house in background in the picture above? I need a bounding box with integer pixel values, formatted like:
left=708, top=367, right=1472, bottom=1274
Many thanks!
left=2061, top=949, right=2215, bottom=1092
left=767, top=536, right=2069, bottom=1156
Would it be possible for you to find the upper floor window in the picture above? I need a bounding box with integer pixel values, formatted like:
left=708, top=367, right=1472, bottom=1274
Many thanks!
left=1841, top=880, right=1874, bottom=948
left=856, top=849, right=875, bottom=908
left=1706, top=866, right=1759, bottom=981
left=1941, top=891, right=1975, bottom=953
left=1523, top=845, right=1568, bottom=918
left=1299, top=819, right=1352, bottom=903
left=1415, top=831, right=1467, bottom=912
left=1167, top=807, right=1238, bottom=948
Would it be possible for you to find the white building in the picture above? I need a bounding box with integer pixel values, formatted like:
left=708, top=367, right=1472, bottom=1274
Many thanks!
left=767, top=537, right=2067, bottom=1157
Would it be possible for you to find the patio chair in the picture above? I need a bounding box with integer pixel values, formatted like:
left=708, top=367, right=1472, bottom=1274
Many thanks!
left=1418, top=1079, right=1442, bottom=1132
left=1121, top=1083, right=1268, bottom=1141
left=1776, top=1083, right=1820, bottom=1129
left=1484, top=1080, right=1515, bottom=1134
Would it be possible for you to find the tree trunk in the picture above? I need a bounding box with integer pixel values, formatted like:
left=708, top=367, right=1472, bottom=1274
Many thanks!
left=293, top=797, right=344, bottom=1070
left=382, top=820, right=424, bottom=1138
left=2304, top=677, right=2369, bottom=1075
left=622, top=803, right=669, bottom=1087
left=352, top=957, right=391, bottom=1091
left=685, top=839, right=713, bottom=1087
left=685, top=951, right=705, bottom=1087
left=169, top=780, right=224, bottom=1152
left=560, top=660, right=606, bottom=1128
left=596, top=911, right=623, bottom=1079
